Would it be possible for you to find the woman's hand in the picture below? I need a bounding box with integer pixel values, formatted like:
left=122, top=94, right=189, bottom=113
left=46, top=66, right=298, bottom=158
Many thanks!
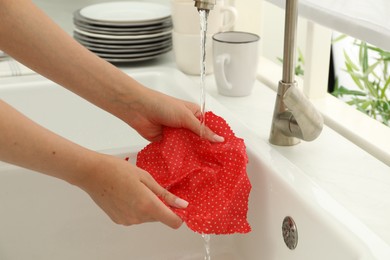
left=123, top=87, right=225, bottom=143
left=79, top=154, right=188, bottom=228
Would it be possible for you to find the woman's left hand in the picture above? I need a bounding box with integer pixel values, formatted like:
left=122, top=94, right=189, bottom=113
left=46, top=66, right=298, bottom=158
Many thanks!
left=124, top=88, right=225, bottom=143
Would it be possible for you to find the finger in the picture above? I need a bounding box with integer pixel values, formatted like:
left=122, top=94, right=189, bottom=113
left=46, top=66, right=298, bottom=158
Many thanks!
left=202, top=125, right=225, bottom=142
left=159, top=188, right=189, bottom=209
left=185, top=103, right=225, bottom=143
left=141, top=172, right=189, bottom=209
left=139, top=170, right=187, bottom=228
left=147, top=189, right=184, bottom=229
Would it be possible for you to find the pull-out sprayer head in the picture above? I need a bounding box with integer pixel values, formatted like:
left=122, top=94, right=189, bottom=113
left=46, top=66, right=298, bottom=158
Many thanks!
left=194, top=0, right=216, bottom=11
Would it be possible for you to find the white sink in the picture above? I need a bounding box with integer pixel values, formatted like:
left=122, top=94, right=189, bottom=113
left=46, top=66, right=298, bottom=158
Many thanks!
left=0, top=67, right=388, bottom=259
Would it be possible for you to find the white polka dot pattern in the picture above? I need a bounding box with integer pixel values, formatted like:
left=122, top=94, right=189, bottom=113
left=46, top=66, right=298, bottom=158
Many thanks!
left=136, top=112, right=251, bottom=234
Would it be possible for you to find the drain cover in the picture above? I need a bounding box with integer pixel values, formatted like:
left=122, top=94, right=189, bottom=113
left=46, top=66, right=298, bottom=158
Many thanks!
left=282, top=216, right=298, bottom=250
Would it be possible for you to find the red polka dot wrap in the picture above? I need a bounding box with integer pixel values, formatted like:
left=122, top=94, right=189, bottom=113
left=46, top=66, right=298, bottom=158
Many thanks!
left=136, top=112, right=251, bottom=234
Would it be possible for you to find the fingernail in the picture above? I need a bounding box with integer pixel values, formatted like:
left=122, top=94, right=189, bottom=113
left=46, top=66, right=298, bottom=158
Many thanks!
left=175, top=198, right=189, bottom=208
left=213, top=134, right=225, bottom=142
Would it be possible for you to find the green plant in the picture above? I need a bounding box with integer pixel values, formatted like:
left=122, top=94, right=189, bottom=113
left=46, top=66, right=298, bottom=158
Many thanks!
left=332, top=39, right=390, bottom=126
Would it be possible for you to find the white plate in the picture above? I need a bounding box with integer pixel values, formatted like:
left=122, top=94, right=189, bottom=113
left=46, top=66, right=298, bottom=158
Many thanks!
left=103, top=53, right=167, bottom=63
left=76, top=38, right=172, bottom=52
left=73, top=31, right=171, bottom=44
left=74, top=19, right=172, bottom=34
left=98, top=48, right=171, bottom=63
left=79, top=2, right=171, bottom=23
left=74, top=23, right=172, bottom=36
left=85, top=45, right=167, bottom=54
left=93, top=45, right=171, bottom=58
left=73, top=10, right=172, bottom=27
left=74, top=28, right=171, bottom=40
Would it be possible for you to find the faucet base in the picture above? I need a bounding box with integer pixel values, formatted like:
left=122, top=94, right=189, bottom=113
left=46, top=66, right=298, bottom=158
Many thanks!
left=269, top=81, right=300, bottom=146
left=269, top=132, right=300, bottom=146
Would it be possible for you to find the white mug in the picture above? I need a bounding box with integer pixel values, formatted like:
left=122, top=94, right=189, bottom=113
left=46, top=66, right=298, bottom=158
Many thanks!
left=212, top=31, right=260, bottom=96
left=171, top=0, right=237, bottom=34
left=172, top=30, right=214, bottom=75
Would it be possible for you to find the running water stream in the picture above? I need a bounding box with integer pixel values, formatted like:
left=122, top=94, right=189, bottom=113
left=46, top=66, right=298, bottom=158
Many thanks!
left=198, top=8, right=212, bottom=260
left=202, top=234, right=211, bottom=260
left=198, top=9, right=209, bottom=138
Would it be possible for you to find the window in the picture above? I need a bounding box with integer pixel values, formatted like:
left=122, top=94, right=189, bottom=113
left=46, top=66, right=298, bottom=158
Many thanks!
left=258, top=0, right=390, bottom=166
left=331, top=33, right=390, bottom=127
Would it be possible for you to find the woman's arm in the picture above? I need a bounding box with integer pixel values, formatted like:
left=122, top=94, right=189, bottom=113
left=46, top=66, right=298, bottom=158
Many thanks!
left=0, top=0, right=222, bottom=142
left=0, top=100, right=186, bottom=228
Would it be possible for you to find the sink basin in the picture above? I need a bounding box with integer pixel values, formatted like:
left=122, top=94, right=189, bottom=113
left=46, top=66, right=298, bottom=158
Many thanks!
left=0, top=67, right=388, bottom=259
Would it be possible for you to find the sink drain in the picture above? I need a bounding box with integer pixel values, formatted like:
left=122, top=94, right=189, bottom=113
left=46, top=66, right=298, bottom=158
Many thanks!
left=282, top=216, right=298, bottom=250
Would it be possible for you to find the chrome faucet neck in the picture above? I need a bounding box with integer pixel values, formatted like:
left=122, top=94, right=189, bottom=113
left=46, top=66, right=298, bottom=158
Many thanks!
left=282, top=0, right=299, bottom=84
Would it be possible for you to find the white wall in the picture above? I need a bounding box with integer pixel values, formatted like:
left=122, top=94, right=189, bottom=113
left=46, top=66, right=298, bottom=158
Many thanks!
left=231, top=0, right=308, bottom=66
left=261, top=1, right=308, bottom=65
left=229, top=0, right=262, bottom=35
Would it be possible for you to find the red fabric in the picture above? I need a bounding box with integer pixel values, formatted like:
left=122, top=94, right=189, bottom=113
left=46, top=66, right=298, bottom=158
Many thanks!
left=136, top=112, right=251, bottom=234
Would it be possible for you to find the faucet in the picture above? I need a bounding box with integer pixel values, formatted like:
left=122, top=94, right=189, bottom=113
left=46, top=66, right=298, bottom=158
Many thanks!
left=194, top=0, right=216, bottom=11
left=269, top=0, right=323, bottom=146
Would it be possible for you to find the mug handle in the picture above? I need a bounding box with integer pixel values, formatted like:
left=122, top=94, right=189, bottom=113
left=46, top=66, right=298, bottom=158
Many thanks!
left=220, top=6, right=238, bottom=32
left=215, top=54, right=233, bottom=89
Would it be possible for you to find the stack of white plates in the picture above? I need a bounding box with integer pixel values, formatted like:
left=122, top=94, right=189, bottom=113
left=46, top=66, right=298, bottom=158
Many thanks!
left=73, top=1, right=173, bottom=63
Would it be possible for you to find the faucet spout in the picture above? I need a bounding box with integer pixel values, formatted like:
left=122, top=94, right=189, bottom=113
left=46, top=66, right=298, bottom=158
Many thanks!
left=283, top=83, right=323, bottom=141
left=194, top=0, right=216, bottom=11
left=269, top=0, right=323, bottom=146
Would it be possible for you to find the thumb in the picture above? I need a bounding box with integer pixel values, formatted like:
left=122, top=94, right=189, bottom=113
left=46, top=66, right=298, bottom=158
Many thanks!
left=139, top=170, right=188, bottom=228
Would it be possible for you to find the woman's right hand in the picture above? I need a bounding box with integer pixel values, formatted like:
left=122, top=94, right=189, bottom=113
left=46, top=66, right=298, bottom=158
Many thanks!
left=76, top=154, right=188, bottom=228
